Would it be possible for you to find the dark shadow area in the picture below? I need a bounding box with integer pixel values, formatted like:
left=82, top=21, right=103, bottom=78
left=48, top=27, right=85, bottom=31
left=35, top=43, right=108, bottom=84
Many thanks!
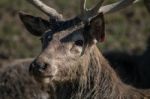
left=144, top=0, right=150, bottom=13
left=104, top=37, right=150, bottom=89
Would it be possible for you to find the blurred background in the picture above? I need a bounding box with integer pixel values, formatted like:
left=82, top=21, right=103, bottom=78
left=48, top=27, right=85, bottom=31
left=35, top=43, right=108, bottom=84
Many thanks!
left=0, top=0, right=149, bottom=65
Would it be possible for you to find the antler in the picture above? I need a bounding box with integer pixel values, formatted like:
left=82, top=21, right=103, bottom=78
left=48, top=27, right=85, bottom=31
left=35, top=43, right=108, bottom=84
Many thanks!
left=78, top=0, right=140, bottom=22
left=25, top=0, right=140, bottom=22
left=80, top=0, right=86, bottom=14
left=79, top=0, right=104, bottom=22
left=26, top=0, right=63, bottom=20
left=57, top=0, right=140, bottom=31
left=24, top=0, right=141, bottom=30
left=99, top=0, right=139, bottom=14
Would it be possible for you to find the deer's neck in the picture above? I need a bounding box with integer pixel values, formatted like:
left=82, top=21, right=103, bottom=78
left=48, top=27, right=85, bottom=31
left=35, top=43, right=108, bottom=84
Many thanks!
left=83, top=45, right=145, bottom=99
left=51, top=46, right=145, bottom=99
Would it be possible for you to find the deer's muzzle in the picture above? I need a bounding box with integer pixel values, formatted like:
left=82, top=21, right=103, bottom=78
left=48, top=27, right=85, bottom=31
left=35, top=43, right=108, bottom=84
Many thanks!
left=29, top=60, right=48, bottom=77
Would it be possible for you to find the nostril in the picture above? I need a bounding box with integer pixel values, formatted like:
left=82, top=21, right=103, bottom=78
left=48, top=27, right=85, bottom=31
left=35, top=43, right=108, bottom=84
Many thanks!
left=29, top=60, right=49, bottom=76
left=41, top=63, right=48, bottom=70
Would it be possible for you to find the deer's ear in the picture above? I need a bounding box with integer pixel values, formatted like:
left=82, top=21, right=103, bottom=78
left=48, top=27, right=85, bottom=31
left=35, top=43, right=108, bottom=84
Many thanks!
left=19, top=12, right=50, bottom=36
left=90, top=13, right=105, bottom=42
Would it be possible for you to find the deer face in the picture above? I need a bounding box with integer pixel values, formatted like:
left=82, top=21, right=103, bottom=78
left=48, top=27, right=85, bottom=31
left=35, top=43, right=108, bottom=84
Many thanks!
left=19, top=12, right=105, bottom=84
left=19, top=0, right=137, bottom=86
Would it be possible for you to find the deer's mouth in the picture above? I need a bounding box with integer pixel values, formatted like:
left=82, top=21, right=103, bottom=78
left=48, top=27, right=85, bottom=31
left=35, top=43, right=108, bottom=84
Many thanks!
left=41, top=76, right=52, bottom=84
left=32, top=74, right=53, bottom=84
left=29, top=67, right=53, bottom=83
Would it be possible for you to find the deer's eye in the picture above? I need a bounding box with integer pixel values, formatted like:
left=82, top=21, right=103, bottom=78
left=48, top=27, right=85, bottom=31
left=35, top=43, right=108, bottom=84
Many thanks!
left=75, top=40, right=84, bottom=47
left=47, top=35, right=52, bottom=42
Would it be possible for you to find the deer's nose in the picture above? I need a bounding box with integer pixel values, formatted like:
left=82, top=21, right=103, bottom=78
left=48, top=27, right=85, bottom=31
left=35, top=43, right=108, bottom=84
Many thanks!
left=29, top=60, right=48, bottom=76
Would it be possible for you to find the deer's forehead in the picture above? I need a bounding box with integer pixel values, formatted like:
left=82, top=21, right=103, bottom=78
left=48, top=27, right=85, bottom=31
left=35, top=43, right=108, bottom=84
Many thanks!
left=43, top=26, right=84, bottom=42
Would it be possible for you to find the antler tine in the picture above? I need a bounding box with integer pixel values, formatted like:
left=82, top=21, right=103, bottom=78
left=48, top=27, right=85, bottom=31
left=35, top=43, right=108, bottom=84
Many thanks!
left=90, top=0, right=104, bottom=14
left=66, top=0, right=139, bottom=24
left=26, top=0, right=63, bottom=20
left=79, top=0, right=104, bottom=22
left=99, top=0, right=139, bottom=14
left=80, top=0, right=87, bottom=14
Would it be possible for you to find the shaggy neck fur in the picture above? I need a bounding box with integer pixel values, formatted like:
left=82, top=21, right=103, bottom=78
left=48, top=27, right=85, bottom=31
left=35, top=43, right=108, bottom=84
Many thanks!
left=49, top=45, right=149, bottom=99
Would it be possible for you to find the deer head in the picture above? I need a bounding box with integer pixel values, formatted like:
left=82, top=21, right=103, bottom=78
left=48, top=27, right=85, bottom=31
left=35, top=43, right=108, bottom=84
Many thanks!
left=19, top=0, right=138, bottom=84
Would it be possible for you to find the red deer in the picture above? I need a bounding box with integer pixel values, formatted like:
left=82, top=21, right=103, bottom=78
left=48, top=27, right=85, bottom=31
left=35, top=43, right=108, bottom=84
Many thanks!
left=0, top=58, right=50, bottom=99
left=19, top=0, right=150, bottom=99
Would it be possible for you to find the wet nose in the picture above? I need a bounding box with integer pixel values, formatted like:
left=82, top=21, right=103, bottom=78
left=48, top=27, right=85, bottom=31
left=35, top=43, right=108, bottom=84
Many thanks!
left=29, top=60, right=48, bottom=76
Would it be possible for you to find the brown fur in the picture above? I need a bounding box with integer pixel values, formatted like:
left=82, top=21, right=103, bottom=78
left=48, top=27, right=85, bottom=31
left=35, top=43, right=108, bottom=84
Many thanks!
left=19, top=12, right=150, bottom=99
left=0, top=59, right=50, bottom=99
left=44, top=45, right=150, bottom=99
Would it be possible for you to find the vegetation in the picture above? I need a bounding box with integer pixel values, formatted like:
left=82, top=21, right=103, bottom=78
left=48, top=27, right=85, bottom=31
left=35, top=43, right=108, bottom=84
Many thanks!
left=0, top=0, right=149, bottom=65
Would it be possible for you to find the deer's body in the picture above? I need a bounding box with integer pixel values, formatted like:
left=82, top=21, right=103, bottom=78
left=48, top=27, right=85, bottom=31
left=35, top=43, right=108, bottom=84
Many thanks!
left=104, top=45, right=150, bottom=89
left=0, top=59, right=50, bottom=99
